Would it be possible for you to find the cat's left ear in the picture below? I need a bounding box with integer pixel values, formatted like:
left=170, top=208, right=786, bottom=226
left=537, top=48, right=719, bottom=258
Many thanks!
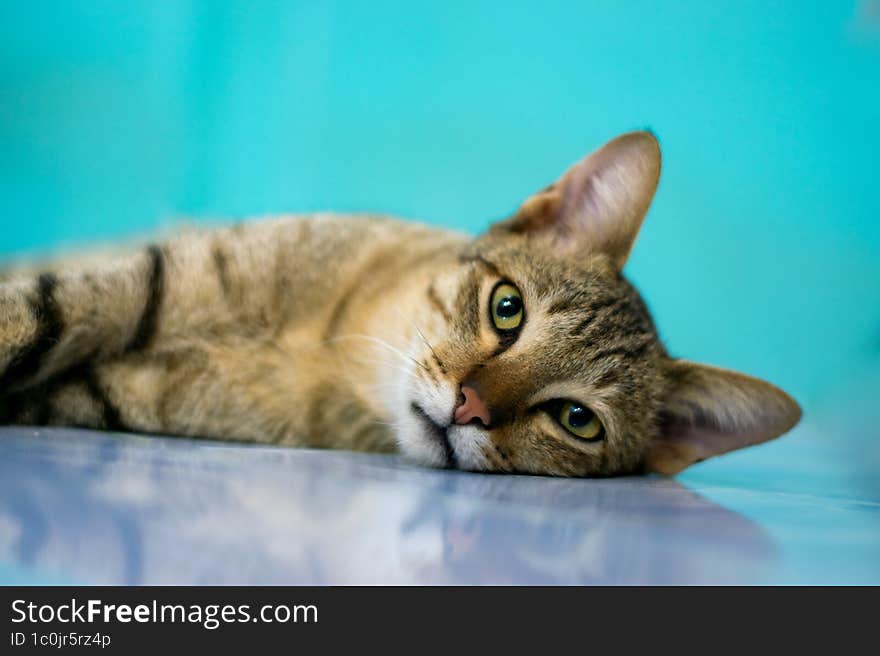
left=489, top=130, right=661, bottom=269
left=645, top=360, right=802, bottom=475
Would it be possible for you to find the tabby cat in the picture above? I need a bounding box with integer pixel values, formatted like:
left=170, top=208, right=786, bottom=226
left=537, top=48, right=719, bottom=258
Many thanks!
left=0, top=131, right=800, bottom=476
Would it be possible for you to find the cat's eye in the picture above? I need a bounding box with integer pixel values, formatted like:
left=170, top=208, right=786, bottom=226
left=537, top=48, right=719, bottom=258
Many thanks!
left=490, top=282, right=524, bottom=332
left=558, top=401, right=604, bottom=441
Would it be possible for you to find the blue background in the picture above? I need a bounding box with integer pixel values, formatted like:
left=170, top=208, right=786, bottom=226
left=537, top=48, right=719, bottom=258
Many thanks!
left=1, top=2, right=879, bottom=583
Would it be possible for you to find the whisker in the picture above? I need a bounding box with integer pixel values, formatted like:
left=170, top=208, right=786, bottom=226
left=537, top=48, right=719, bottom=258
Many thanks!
left=325, top=334, right=429, bottom=372
left=362, top=381, right=409, bottom=394
left=390, top=305, right=446, bottom=371
left=354, top=356, right=418, bottom=378
left=367, top=419, right=399, bottom=428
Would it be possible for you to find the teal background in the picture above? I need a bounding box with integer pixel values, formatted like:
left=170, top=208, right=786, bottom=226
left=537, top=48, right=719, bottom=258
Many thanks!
left=1, top=1, right=879, bottom=584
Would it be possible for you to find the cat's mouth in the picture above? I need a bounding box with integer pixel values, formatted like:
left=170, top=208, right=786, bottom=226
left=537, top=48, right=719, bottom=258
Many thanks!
left=409, top=402, right=458, bottom=469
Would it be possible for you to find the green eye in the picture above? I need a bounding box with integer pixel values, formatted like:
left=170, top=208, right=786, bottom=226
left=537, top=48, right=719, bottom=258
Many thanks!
left=490, top=282, right=524, bottom=332
left=558, top=401, right=604, bottom=441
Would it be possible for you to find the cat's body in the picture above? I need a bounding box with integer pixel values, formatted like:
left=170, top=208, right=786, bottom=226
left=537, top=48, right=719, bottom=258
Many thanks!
left=0, top=132, right=801, bottom=476
left=0, top=216, right=460, bottom=454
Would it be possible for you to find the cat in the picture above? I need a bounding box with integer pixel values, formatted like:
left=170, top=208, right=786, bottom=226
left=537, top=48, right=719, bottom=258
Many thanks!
left=0, top=131, right=801, bottom=477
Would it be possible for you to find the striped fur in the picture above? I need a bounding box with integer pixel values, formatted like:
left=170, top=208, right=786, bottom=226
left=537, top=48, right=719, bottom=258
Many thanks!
left=0, top=132, right=801, bottom=476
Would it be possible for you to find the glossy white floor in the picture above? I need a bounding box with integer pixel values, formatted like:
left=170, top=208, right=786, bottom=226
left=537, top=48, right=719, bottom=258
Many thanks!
left=1, top=371, right=878, bottom=585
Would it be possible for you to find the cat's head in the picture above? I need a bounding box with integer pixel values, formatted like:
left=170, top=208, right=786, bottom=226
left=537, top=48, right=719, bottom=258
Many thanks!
left=392, top=131, right=801, bottom=476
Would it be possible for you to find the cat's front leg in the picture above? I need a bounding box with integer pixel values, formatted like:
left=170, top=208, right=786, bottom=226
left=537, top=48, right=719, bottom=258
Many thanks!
left=0, top=218, right=318, bottom=397
left=0, top=245, right=169, bottom=395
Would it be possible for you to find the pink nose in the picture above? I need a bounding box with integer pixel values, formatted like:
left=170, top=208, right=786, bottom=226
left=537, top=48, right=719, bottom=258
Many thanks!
left=454, top=385, right=491, bottom=427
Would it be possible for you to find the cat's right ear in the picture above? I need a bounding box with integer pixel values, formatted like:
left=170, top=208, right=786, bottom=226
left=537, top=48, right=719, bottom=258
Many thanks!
left=644, top=360, right=802, bottom=475
left=488, top=131, right=661, bottom=269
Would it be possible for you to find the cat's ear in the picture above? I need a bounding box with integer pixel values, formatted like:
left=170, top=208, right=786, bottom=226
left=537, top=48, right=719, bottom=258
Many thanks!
left=489, top=130, right=661, bottom=269
left=645, top=360, right=802, bottom=475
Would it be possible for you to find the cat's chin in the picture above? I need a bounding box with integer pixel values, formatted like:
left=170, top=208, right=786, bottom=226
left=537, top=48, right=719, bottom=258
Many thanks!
left=395, top=433, right=452, bottom=470
left=393, top=405, right=452, bottom=469
left=397, top=402, right=456, bottom=468
left=394, top=405, right=494, bottom=472
left=445, top=424, right=494, bottom=471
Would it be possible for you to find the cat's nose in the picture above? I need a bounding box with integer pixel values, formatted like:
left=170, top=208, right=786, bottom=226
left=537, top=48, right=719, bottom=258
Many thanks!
left=454, top=385, right=491, bottom=427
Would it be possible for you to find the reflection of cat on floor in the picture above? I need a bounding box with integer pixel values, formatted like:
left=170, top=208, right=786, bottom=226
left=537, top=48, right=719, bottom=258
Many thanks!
left=0, top=430, right=775, bottom=584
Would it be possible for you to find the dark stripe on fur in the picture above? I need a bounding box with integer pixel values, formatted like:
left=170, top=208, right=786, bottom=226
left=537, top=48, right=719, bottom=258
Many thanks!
left=126, top=245, right=164, bottom=352
left=588, top=338, right=652, bottom=364
left=570, top=296, right=624, bottom=337
left=212, top=244, right=232, bottom=299
left=546, top=298, right=579, bottom=315
left=458, top=254, right=502, bottom=278
left=0, top=390, right=26, bottom=423
left=430, top=351, right=448, bottom=375
left=270, top=239, right=293, bottom=331
left=422, top=359, right=439, bottom=384
left=427, top=283, right=453, bottom=324
left=82, top=367, right=126, bottom=431
left=322, top=281, right=360, bottom=342
left=0, top=355, right=122, bottom=430
left=0, top=273, right=63, bottom=390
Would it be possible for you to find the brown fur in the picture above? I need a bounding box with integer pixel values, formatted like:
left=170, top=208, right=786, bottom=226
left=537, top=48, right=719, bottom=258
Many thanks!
left=0, top=132, right=801, bottom=476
